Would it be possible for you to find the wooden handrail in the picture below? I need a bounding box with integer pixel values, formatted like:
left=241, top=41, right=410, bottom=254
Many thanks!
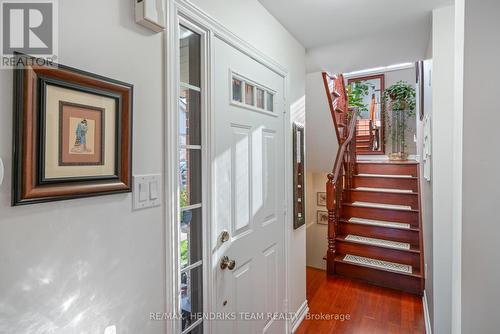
left=330, top=113, right=357, bottom=184
left=326, top=111, right=357, bottom=276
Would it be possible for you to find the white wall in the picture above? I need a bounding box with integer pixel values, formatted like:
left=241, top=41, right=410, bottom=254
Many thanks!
left=430, top=5, right=455, bottom=334
left=306, top=21, right=431, bottom=74
left=461, top=0, right=500, bottom=332
left=187, top=0, right=307, bottom=320
left=416, top=59, right=434, bottom=330
left=0, top=1, right=165, bottom=333
left=305, top=72, right=338, bottom=172
left=305, top=172, right=329, bottom=270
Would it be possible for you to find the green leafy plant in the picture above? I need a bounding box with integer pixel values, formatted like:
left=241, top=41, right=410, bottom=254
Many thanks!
left=383, top=81, right=416, bottom=112
left=347, top=81, right=371, bottom=116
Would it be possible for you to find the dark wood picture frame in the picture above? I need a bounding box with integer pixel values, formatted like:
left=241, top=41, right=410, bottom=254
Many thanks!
left=348, top=74, right=385, bottom=155
left=293, top=122, right=305, bottom=229
left=12, top=53, right=133, bottom=206
left=416, top=60, right=425, bottom=120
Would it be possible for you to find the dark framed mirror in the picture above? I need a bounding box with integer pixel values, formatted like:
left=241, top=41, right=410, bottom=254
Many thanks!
left=348, top=74, right=385, bottom=155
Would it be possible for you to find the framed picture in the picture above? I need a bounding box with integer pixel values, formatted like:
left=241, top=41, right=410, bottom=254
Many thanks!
left=317, top=192, right=327, bottom=206
left=416, top=60, right=425, bottom=120
left=12, top=53, right=133, bottom=206
left=317, top=211, right=328, bottom=225
left=293, top=122, right=305, bottom=229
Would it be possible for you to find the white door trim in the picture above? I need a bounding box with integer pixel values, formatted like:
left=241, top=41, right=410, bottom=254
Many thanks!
left=165, top=1, right=293, bottom=333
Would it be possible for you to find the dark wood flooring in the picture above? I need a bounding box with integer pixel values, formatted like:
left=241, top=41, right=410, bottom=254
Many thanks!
left=295, top=267, right=425, bottom=334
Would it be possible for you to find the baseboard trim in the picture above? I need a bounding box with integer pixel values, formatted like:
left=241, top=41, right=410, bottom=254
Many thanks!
left=423, top=291, right=432, bottom=334
left=291, top=300, right=309, bottom=333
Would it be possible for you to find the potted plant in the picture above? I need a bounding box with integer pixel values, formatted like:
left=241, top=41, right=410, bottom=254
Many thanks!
left=383, top=81, right=416, bottom=160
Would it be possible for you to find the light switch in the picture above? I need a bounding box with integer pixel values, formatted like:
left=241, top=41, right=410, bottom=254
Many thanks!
left=139, top=182, right=148, bottom=202
left=133, top=174, right=161, bottom=210
left=149, top=181, right=158, bottom=200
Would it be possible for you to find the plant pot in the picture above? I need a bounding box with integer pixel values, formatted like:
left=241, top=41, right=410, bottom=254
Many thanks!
left=389, top=152, right=409, bottom=161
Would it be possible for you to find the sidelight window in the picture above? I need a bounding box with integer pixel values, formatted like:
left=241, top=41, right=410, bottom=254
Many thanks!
left=178, top=24, right=203, bottom=334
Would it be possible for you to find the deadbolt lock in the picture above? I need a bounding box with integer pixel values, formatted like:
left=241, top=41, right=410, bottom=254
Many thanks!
left=220, top=256, right=236, bottom=270
left=220, top=230, right=230, bottom=243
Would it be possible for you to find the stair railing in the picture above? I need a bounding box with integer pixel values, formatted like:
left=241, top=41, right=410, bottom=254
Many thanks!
left=326, top=112, right=357, bottom=275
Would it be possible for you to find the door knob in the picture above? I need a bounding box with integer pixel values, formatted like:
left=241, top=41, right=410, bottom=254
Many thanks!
left=220, top=256, right=236, bottom=270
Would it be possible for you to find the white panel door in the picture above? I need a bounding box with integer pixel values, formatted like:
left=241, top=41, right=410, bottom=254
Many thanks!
left=212, top=36, right=286, bottom=334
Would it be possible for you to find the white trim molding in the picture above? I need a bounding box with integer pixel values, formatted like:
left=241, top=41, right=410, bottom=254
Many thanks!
left=344, top=62, right=415, bottom=79
left=423, top=291, right=432, bottom=334
left=291, top=300, right=309, bottom=333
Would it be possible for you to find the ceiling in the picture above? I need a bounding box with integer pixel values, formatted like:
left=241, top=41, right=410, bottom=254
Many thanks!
left=258, top=0, right=453, bottom=49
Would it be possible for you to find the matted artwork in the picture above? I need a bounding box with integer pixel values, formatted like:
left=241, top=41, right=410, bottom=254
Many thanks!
left=59, top=102, right=105, bottom=166
left=12, top=53, right=133, bottom=206
left=317, top=192, right=327, bottom=206
left=317, top=211, right=329, bottom=225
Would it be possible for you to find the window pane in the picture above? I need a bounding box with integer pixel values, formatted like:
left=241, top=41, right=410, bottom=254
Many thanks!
left=245, top=83, right=254, bottom=105
left=180, top=87, right=201, bottom=146
left=180, top=26, right=201, bottom=88
left=266, top=92, right=274, bottom=112
left=181, top=265, right=203, bottom=331
left=232, top=78, right=242, bottom=103
left=256, top=88, right=265, bottom=109
left=187, top=323, right=203, bottom=334
left=180, top=149, right=202, bottom=208
left=180, top=207, right=202, bottom=269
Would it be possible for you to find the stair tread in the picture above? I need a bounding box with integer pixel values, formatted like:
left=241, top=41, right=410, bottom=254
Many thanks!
left=356, top=173, right=416, bottom=179
left=343, top=217, right=413, bottom=230
left=337, top=234, right=420, bottom=252
left=356, top=160, right=419, bottom=165
left=344, top=202, right=419, bottom=213
left=352, top=187, right=417, bottom=194
left=351, top=201, right=412, bottom=211
left=336, top=254, right=422, bottom=277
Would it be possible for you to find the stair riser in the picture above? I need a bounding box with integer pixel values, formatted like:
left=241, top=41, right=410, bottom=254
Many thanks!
left=357, top=163, right=418, bottom=177
left=353, top=176, right=418, bottom=192
left=335, top=262, right=421, bottom=295
left=350, top=190, right=419, bottom=209
left=339, top=222, right=419, bottom=244
left=336, top=241, right=420, bottom=267
left=342, top=205, right=418, bottom=225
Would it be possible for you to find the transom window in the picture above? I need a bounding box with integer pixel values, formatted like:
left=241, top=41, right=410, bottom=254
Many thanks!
left=231, top=73, right=275, bottom=112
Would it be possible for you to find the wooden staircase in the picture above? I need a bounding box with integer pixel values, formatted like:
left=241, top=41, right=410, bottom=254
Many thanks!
left=321, top=73, right=424, bottom=295
left=333, top=161, right=424, bottom=295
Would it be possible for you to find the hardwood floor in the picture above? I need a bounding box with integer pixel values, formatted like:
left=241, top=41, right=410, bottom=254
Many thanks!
left=295, top=267, right=425, bottom=334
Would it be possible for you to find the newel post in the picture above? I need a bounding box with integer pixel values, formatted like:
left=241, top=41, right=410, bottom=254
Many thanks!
left=326, top=173, right=336, bottom=275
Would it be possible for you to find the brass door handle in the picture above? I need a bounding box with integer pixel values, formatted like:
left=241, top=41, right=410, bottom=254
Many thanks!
left=220, top=256, right=236, bottom=270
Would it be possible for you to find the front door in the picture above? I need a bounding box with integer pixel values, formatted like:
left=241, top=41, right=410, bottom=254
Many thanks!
left=212, top=36, right=286, bottom=334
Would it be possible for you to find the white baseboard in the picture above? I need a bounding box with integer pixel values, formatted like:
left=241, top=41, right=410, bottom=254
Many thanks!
left=291, top=300, right=309, bottom=333
left=423, top=291, right=432, bottom=334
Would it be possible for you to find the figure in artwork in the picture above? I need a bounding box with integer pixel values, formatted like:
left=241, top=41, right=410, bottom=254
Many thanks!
left=71, top=119, right=90, bottom=153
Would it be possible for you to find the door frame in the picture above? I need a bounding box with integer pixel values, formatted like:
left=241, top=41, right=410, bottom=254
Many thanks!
left=165, top=1, right=293, bottom=333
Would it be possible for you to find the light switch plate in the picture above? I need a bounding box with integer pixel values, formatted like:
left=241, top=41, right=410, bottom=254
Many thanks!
left=133, top=174, right=161, bottom=210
